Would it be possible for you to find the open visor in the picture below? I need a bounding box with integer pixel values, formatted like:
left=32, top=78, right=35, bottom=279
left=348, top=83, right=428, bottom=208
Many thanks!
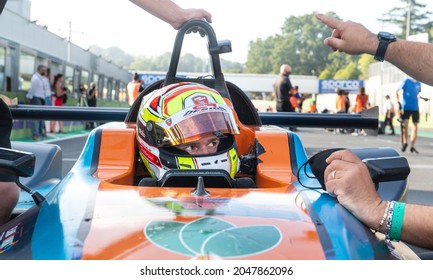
left=153, top=108, right=240, bottom=147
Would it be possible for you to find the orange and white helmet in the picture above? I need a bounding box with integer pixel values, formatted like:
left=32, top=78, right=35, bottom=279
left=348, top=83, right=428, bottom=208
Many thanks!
left=136, top=82, right=240, bottom=181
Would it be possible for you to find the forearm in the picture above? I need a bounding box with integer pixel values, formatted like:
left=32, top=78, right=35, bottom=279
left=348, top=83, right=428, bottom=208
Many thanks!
left=399, top=203, right=433, bottom=249
left=385, top=40, right=433, bottom=86
left=130, top=0, right=183, bottom=28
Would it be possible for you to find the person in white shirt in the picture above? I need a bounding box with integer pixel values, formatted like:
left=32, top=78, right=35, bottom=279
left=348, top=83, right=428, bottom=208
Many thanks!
left=26, top=65, right=47, bottom=140
left=383, top=95, right=395, bottom=135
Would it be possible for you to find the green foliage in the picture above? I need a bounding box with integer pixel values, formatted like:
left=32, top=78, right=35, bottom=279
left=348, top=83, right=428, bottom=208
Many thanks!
left=244, top=12, right=364, bottom=78
left=245, top=37, right=276, bottom=74
left=358, top=54, right=375, bottom=79
left=379, top=0, right=433, bottom=41
left=245, top=13, right=335, bottom=75
left=220, top=59, right=244, bottom=73
left=334, top=61, right=361, bottom=79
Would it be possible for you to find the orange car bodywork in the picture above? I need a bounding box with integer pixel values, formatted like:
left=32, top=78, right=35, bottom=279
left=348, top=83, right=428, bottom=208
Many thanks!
left=81, top=123, right=325, bottom=260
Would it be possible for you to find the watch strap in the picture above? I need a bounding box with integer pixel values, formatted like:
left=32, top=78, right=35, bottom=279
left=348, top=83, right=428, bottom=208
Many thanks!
left=374, top=33, right=396, bottom=62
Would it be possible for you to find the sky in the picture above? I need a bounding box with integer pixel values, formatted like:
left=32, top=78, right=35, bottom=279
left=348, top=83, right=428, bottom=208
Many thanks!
left=28, top=0, right=432, bottom=63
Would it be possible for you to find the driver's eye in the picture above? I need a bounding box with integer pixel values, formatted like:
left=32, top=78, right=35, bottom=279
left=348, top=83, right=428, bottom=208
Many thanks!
left=183, top=145, right=194, bottom=152
left=208, top=140, right=219, bottom=147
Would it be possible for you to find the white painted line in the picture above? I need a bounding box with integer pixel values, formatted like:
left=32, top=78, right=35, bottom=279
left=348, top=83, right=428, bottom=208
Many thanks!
left=409, top=164, right=433, bottom=169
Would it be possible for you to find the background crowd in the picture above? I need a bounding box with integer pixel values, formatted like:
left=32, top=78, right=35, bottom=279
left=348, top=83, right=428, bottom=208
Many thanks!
left=24, top=65, right=100, bottom=140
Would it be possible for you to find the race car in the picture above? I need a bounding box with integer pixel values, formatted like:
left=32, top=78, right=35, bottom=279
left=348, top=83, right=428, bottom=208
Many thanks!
left=1, top=20, right=416, bottom=260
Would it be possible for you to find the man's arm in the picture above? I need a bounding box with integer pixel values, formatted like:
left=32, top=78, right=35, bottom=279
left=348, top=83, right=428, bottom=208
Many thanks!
left=386, top=41, right=433, bottom=86
left=315, top=13, right=433, bottom=86
left=325, top=149, right=433, bottom=249
left=130, top=0, right=211, bottom=30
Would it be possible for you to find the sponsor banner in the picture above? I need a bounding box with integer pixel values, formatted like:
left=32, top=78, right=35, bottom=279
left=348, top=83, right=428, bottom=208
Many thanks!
left=139, top=73, right=166, bottom=88
left=319, top=79, right=364, bottom=94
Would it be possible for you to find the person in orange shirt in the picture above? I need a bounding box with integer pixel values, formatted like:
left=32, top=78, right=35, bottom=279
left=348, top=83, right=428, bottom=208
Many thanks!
left=309, top=100, right=317, bottom=113
left=352, top=86, right=368, bottom=136
left=354, top=86, right=368, bottom=113
left=290, top=85, right=301, bottom=112
left=335, top=89, right=346, bottom=113
left=127, top=72, right=142, bottom=107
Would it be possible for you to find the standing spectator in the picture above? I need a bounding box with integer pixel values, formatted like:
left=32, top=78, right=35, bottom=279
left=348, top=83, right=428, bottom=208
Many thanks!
left=51, top=74, right=67, bottom=134
left=273, top=64, right=294, bottom=113
left=352, top=86, right=368, bottom=136
left=383, top=94, right=395, bottom=135
left=335, top=89, right=347, bottom=113
left=86, top=82, right=98, bottom=130
left=139, top=78, right=145, bottom=93
left=334, top=89, right=348, bottom=134
left=309, top=100, right=317, bottom=113
left=273, top=64, right=296, bottom=131
left=290, top=85, right=301, bottom=112
left=344, top=91, right=350, bottom=113
left=127, top=72, right=141, bottom=107
left=396, top=91, right=403, bottom=122
left=42, top=68, right=53, bottom=135
left=87, top=82, right=97, bottom=108
left=26, top=65, right=47, bottom=141
left=78, top=84, right=88, bottom=107
left=397, top=77, right=427, bottom=153
left=354, top=86, right=368, bottom=114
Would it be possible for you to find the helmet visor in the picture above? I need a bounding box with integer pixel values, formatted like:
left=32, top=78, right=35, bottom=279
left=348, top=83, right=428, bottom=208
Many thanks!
left=154, top=106, right=239, bottom=147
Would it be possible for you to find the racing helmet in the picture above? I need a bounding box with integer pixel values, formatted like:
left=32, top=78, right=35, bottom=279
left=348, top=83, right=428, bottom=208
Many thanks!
left=136, top=82, right=240, bottom=181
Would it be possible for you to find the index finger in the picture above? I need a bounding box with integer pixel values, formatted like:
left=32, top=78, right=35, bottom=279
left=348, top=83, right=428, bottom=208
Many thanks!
left=315, top=13, right=341, bottom=29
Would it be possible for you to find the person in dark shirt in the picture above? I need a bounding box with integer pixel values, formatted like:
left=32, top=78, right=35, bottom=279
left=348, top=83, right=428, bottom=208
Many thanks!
left=273, top=64, right=294, bottom=113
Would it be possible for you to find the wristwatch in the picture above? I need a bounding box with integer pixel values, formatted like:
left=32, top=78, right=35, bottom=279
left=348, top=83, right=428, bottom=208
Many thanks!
left=374, top=32, right=397, bottom=62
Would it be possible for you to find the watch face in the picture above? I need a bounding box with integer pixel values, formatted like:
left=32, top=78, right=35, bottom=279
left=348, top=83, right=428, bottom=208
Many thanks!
left=378, top=32, right=396, bottom=41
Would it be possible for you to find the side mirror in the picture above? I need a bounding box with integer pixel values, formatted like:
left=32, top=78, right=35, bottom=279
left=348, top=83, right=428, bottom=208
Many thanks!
left=0, top=147, right=35, bottom=178
left=0, top=147, right=45, bottom=205
left=363, top=156, right=410, bottom=186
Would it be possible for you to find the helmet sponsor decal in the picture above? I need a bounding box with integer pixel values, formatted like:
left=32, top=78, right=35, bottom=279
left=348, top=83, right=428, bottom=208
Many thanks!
left=183, top=104, right=227, bottom=118
left=138, top=142, right=162, bottom=168
left=192, top=95, right=209, bottom=105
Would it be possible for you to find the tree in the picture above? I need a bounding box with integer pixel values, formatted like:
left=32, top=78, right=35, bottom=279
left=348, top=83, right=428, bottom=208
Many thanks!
left=276, top=13, right=335, bottom=76
left=358, top=54, right=375, bottom=80
left=104, top=47, right=134, bottom=68
left=178, top=53, right=206, bottom=72
left=319, top=51, right=359, bottom=79
left=220, top=58, right=244, bottom=73
left=245, top=37, right=276, bottom=74
left=379, top=0, right=433, bottom=40
left=89, top=45, right=134, bottom=68
left=245, top=12, right=353, bottom=76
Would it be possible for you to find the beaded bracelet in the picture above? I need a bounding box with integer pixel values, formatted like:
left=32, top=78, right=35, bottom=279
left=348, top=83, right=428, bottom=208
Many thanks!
left=390, top=202, right=406, bottom=241
left=385, top=201, right=395, bottom=241
left=375, top=200, right=390, bottom=233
